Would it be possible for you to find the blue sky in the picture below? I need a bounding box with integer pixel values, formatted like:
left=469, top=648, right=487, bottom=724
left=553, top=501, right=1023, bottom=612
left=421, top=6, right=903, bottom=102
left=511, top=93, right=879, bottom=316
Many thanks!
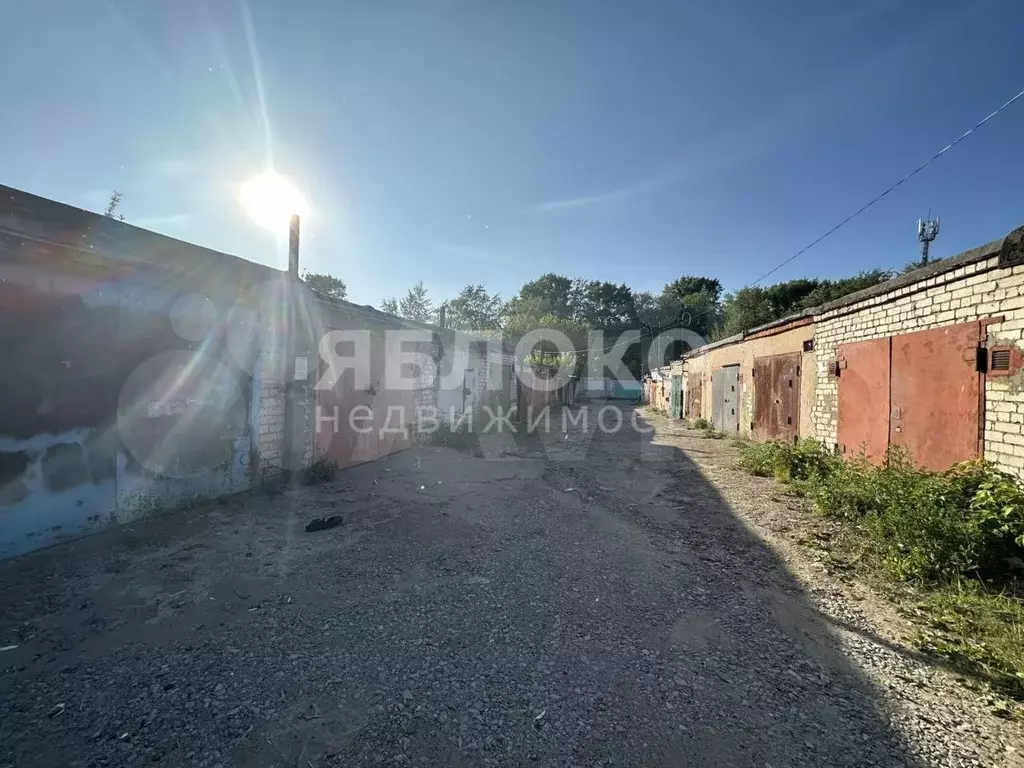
left=3, top=0, right=1023, bottom=306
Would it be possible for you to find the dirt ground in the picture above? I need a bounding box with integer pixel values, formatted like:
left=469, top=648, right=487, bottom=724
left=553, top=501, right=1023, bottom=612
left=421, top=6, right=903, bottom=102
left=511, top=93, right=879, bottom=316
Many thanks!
left=1, top=404, right=1022, bottom=767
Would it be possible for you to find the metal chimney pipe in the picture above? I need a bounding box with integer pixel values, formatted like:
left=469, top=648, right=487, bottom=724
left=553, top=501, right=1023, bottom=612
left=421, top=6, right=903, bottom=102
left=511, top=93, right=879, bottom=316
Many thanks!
left=288, top=214, right=300, bottom=277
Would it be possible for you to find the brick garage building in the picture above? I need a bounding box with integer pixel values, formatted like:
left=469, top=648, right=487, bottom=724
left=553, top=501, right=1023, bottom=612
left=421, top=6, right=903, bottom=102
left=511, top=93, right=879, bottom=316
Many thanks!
left=645, top=362, right=682, bottom=417
left=0, top=184, right=519, bottom=557
left=812, top=226, right=1024, bottom=474
left=682, top=314, right=817, bottom=441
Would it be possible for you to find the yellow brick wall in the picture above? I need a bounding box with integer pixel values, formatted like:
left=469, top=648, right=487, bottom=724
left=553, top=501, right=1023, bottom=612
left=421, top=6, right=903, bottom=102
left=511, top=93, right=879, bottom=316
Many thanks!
left=813, top=256, right=1024, bottom=475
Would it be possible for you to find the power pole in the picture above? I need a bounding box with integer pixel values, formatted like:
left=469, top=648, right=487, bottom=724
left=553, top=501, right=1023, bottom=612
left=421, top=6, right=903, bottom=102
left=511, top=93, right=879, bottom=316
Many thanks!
left=917, top=215, right=940, bottom=266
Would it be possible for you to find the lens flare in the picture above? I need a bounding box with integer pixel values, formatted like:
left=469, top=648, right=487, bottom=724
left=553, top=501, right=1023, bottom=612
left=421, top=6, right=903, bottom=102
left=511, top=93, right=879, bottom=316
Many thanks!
left=239, top=170, right=309, bottom=232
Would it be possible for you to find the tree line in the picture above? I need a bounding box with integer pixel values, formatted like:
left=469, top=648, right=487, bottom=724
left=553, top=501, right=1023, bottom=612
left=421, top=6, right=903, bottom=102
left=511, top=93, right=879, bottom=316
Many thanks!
left=301, top=267, right=894, bottom=374
left=369, top=270, right=891, bottom=341
left=90, top=191, right=896, bottom=353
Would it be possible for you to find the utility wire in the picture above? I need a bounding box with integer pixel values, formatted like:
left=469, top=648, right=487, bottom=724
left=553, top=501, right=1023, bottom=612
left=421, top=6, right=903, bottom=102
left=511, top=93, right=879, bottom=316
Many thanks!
left=520, top=85, right=1024, bottom=364
left=748, top=85, right=1024, bottom=288
left=668, top=84, right=1024, bottom=334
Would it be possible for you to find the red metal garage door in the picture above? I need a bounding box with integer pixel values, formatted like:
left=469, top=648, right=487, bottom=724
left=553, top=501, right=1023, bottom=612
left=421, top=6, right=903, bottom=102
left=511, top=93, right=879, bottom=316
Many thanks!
left=837, top=337, right=891, bottom=462
left=315, top=329, right=416, bottom=469
left=890, top=321, right=981, bottom=470
left=753, top=352, right=801, bottom=442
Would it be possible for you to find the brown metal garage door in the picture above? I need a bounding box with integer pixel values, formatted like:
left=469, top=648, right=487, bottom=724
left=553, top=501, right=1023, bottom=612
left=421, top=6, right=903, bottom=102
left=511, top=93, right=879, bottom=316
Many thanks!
left=686, top=378, right=701, bottom=420
left=837, top=337, right=891, bottom=462
left=753, top=352, right=801, bottom=442
left=890, top=321, right=981, bottom=470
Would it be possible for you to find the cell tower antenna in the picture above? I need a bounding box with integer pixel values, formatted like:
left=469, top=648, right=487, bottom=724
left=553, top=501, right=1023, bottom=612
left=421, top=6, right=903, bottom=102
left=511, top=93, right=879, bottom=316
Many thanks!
left=917, top=212, right=940, bottom=266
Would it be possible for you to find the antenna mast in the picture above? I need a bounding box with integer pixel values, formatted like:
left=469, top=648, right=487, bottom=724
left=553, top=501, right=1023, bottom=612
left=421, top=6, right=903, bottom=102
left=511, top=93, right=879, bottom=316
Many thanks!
left=917, top=215, right=940, bottom=266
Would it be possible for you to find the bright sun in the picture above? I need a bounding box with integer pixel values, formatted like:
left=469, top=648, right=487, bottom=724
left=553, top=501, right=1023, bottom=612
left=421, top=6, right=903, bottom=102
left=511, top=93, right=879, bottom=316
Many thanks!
left=239, top=170, right=310, bottom=232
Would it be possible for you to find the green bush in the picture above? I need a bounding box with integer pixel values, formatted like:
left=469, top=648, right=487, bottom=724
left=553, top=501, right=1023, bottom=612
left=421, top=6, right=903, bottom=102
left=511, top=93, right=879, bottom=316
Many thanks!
left=735, top=438, right=1024, bottom=702
left=736, top=438, right=835, bottom=485
left=813, top=453, right=1024, bottom=583
left=737, top=440, right=1024, bottom=586
left=691, top=417, right=710, bottom=430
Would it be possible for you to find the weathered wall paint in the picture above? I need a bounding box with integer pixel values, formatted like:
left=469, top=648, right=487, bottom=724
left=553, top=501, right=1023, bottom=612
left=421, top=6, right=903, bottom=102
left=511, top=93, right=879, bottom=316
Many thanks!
left=0, top=185, right=287, bottom=557
left=684, top=321, right=817, bottom=440
left=0, top=184, right=532, bottom=558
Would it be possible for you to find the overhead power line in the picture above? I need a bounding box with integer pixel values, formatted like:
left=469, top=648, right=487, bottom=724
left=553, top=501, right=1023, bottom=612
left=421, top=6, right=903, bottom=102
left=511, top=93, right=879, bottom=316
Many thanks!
left=523, top=85, right=1024, bottom=363
left=748, top=85, right=1024, bottom=288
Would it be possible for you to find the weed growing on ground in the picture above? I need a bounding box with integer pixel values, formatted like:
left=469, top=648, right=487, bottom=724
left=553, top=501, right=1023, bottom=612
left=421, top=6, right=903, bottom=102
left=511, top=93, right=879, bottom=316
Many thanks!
left=737, top=438, right=832, bottom=485
left=691, top=417, right=711, bottom=430
left=303, top=455, right=339, bottom=485
left=910, top=582, right=1024, bottom=705
left=735, top=437, right=1024, bottom=700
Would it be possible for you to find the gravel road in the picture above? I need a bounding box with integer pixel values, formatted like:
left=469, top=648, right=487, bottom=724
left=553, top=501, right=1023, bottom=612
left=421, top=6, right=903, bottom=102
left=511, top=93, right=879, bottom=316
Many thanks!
left=1, top=403, right=1021, bottom=767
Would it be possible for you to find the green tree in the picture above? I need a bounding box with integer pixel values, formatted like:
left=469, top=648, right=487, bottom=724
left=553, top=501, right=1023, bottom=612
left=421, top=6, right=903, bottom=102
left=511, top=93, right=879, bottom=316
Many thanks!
left=441, top=284, right=505, bottom=331
left=504, top=309, right=587, bottom=376
left=798, top=270, right=892, bottom=307
left=660, top=275, right=723, bottom=340
left=103, top=191, right=125, bottom=221
left=572, top=279, right=635, bottom=331
left=719, top=287, right=778, bottom=337
left=763, top=278, right=821, bottom=315
left=510, top=273, right=576, bottom=319
left=302, top=270, right=347, bottom=300
left=398, top=281, right=434, bottom=323
left=379, top=283, right=434, bottom=322
left=720, top=271, right=893, bottom=337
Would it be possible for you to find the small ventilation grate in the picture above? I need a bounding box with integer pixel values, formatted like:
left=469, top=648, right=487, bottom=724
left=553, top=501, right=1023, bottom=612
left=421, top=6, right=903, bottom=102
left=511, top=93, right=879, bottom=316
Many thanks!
left=992, top=348, right=1012, bottom=371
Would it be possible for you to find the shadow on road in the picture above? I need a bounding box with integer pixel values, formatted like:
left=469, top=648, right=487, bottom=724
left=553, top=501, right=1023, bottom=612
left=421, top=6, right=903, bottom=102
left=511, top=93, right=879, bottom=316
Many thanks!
left=0, top=403, right=920, bottom=767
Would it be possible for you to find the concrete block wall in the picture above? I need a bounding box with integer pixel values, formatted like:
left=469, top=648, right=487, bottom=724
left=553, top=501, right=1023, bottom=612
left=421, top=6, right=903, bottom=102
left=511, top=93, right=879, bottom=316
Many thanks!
left=256, top=378, right=286, bottom=478
left=413, top=353, right=439, bottom=443
left=812, top=248, right=1024, bottom=475
left=468, top=347, right=515, bottom=418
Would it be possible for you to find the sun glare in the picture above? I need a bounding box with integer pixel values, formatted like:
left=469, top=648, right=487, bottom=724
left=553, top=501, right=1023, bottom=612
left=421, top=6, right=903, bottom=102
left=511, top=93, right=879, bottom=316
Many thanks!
left=239, top=170, right=310, bottom=232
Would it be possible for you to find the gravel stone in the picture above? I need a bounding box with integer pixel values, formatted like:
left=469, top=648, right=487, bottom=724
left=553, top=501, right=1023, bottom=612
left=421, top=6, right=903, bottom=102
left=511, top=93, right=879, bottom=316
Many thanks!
left=0, top=404, right=1020, bottom=766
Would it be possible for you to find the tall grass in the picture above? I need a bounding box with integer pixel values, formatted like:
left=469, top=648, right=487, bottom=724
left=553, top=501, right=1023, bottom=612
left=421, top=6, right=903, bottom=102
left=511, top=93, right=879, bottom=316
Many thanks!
left=737, top=438, right=1024, bottom=703
left=738, top=440, right=1024, bottom=585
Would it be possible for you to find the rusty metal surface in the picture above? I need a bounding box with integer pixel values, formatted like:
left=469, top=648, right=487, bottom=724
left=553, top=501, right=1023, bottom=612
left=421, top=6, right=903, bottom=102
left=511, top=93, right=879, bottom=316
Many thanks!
left=753, top=352, right=801, bottom=441
left=316, top=329, right=415, bottom=470
left=837, top=337, right=891, bottom=462
left=686, top=377, right=701, bottom=420
left=890, top=321, right=981, bottom=470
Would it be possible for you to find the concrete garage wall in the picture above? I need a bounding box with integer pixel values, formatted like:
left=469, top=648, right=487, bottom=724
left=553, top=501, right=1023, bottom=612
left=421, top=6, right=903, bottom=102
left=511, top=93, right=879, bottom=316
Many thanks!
left=433, top=336, right=515, bottom=429
left=813, top=227, right=1024, bottom=476
left=0, top=184, right=293, bottom=557
left=0, top=184, right=521, bottom=558
left=682, top=354, right=707, bottom=420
